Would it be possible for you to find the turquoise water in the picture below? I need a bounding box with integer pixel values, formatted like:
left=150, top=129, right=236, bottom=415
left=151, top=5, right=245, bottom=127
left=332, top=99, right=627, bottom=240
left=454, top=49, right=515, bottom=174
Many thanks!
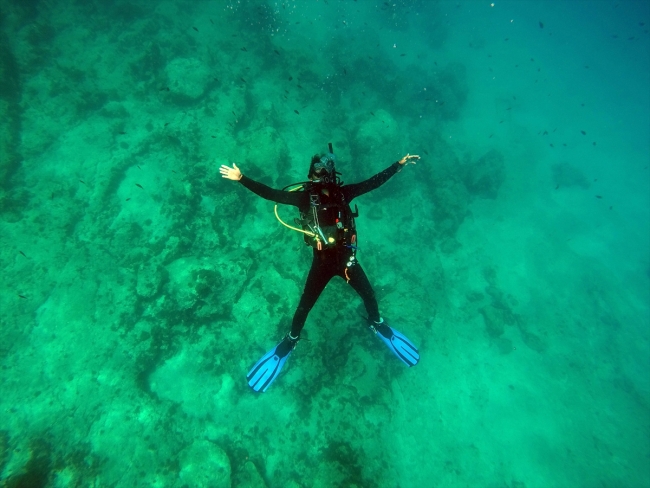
left=1, top=0, right=648, bottom=486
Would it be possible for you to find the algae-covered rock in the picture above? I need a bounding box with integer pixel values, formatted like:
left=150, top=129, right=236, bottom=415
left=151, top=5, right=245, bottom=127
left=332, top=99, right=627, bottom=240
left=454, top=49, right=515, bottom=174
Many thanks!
left=136, top=262, right=167, bottom=298
left=164, top=255, right=247, bottom=314
left=165, top=57, right=211, bottom=101
left=178, top=439, right=231, bottom=488
left=431, top=181, right=470, bottom=240
left=0, top=430, right=8, bottom=474
left=552, top=162, right=590, bottom=189
left=0, top=31, right=23, bottom=221
left=233, top=461, right=266, bottom=488
left=463, top=149, right=506, bottom=199
left=480, top=306, right=505, bottom=338
left=354, top=109, right=400, bottom=156
left=239, top=125, right=290, bottom=186
left=434, top=62, right=469, bottom=121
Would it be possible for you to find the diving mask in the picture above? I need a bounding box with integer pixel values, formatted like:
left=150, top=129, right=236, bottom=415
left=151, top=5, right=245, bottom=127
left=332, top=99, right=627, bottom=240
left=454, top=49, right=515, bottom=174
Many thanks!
left=313, top=154, right=336, bottom=176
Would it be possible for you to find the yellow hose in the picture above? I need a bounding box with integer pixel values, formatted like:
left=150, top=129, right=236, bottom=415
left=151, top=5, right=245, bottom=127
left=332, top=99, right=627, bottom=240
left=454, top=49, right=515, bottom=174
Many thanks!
left=273, top=185, right=318, bottom=239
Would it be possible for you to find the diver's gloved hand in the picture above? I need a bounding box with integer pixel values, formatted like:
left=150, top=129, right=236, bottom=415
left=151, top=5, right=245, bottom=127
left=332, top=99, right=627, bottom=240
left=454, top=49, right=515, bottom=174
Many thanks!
left=398, top=154, right=420, bottom=165
left=220, top=163, right=243, bottom=181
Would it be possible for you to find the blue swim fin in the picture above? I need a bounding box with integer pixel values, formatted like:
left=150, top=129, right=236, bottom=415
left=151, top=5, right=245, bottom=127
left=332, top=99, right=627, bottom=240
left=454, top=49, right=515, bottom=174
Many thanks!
left=246, top=334, right=297, bottom=392
left=370, top=319, right=420, bottom=367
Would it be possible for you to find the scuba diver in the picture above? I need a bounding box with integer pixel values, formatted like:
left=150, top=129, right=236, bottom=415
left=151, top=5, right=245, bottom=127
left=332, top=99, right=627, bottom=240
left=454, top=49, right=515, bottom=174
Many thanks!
left=220, top=147, right=420, bottom=392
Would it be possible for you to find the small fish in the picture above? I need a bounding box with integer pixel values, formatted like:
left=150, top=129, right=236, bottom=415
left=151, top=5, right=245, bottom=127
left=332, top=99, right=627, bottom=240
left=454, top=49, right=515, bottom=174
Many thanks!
left=135, top=183, right=143, bottom=189
left=159, top=87, right=168, bottom=91
left=424, top=150, right=429, bottom=155
left=118, top=131, right=126, bottom=135
left=18, top=295, right=27, bottom=299
left=210, top=19, right=214, bottom=24
left=555, top=184, right=559, bottom=190
left=240, top=78, right=246, bottom=83
left=193, top=27, right=198, bottom=32
left=539, top=21, right=544, bottom=28
left=297, top=84, right=303, bottom=88
left=274, top=50, right=280, bottom=55
left=593, top=142, right=596, bottom=146
left=164, top=122, right=170, bottom=127
left=137, top=165, right=142, bottom=170
left=609, top=206, right=613, bottom=210
left=211, top=135, right=216, bottom=139
left=213, top=77, right=219, bottom=82
left=581, top=130, right=586, bottom=135
left=370, top=112, right=375, bottom=116
left=504, top=38, right=509, bottom=41
left=596, top=195, right=602, bottom=199
left=126, top=198, right=131, bottom=201
left=19, top=251, right=27, bottom=257
left=543, top=130, right=548, bottom=135
left=294, top=110, right=299, bottom=115
left=79, top=180, right=86, bottom=185
left=550, top=144, right=554, bottom=147
left=232, top=111, right=236, bottom=116
left=241, top=47, right=247, bottom=52
left=343, top=69, right=347, bottom=75
left=400, top=53, right=406, bottom=57
left=289, top=76, right=293, bottom=81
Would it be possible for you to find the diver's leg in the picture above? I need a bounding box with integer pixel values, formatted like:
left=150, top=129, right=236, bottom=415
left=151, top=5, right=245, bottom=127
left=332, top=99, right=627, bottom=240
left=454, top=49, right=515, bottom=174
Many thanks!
left=290, top=254, right=335, bottom=337
left=345, top=263, right=381, bottom=323
left=346, top=264, right=420, bottom=366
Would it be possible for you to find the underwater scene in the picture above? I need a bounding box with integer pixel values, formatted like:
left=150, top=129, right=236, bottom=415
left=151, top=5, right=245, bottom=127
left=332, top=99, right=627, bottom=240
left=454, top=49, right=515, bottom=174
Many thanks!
left=1, top=0, right=649, bottom=487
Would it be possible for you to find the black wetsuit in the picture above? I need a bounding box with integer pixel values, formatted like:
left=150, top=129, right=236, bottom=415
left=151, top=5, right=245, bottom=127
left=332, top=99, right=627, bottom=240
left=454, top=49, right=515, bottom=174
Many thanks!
left=239, top=161, right=401, bottom=337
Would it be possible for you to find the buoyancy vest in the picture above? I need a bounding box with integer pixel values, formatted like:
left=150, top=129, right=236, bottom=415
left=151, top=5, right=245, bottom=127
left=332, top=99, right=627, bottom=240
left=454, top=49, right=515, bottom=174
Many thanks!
left=295, top=183, right=358, bottom=251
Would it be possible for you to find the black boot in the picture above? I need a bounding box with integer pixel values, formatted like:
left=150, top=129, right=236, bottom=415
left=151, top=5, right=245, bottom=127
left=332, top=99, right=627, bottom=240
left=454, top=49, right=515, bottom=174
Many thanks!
left=275, top=332, right=299, bottom=358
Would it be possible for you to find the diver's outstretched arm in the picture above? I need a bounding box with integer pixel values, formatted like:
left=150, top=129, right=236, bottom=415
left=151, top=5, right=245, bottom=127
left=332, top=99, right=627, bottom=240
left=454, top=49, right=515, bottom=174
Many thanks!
left=343, top=153, right=420, bottom=200
left=398, top=154, right=420, bottom=165
left=220, top=163, right=304, bottom=206
left=220, top=163, right=243, bottom=181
